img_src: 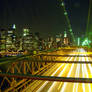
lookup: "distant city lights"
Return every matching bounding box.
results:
[12,24,16,29]
[82,38,91,46]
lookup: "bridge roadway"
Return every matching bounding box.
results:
[0,48,92,92]
[22,48,92,92]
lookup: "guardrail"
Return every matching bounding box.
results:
[0,49,92,91]
[0,73,92,83]
[0,54,92,66]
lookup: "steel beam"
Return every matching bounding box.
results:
[0,73,92,83]
[33,60,92,64]
[37,54,92,57]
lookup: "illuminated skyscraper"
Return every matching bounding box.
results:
[6,28,16,51]
[22,28,34,51]
[63,31,69,45]
[0,29,6,52]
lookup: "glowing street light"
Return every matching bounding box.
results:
[12,24,16,29]
[64,12,67,15]
[61,2,64,6]
[69,29,72,32]
[82,38,89,46]
[64,31,67,37]
[78,37,80,46]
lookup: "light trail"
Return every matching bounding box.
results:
[60,49,82,92]
[72,65,78,92]
[76,64,80,92]
[86,57,92,73]
[48,57,73,92]
[37,57,70,92]
[84,63,91,92]
[37,48,91,92]
[60,63,75,92]
[81,49,91,92]
[81,49,86,92]
[82,64,86,92]
[75,58,80,92]
[73,57,80,92]
[85,55,91,92]
[48,64,69,92]
[60,57,76,92]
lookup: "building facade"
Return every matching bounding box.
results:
[0,29,6,52]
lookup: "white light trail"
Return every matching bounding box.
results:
[76,64,80,92]
[73,57,80,92]
[37,57,70,92]
[47,57,74,92]
[82,65,86,92]
[86,57,92,73]
[84,63,91,92]
[60,64,75,92]
[48,64,69,92]
[48,63,71,91]
[85,56,92,92]
[73,64,78,92]
[60,56,77,92]
[75,57,80,92]
[82,57,85,92]
[80,49,91,92]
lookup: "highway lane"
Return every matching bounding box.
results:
[60,49,92,92]
[23,48,92,92]
[23,54,75,92]
[36,57,77,92]
[22,54,72,91]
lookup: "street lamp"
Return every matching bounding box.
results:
[64,12,67,15]
[61,2,64,6]
[69,29,72,32]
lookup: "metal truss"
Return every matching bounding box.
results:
[0,53,92,91]
[0,54,54,92]
[0,73,92,83]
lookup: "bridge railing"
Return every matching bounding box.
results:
[0,51,60,91]
[0,49,92,91]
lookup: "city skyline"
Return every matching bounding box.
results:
[0,0,89,38]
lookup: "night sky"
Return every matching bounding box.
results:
[0,0,89,38]
[65,0,89,37]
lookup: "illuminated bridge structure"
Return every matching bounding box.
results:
[86,0,92,43]
[0,48,92,92]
